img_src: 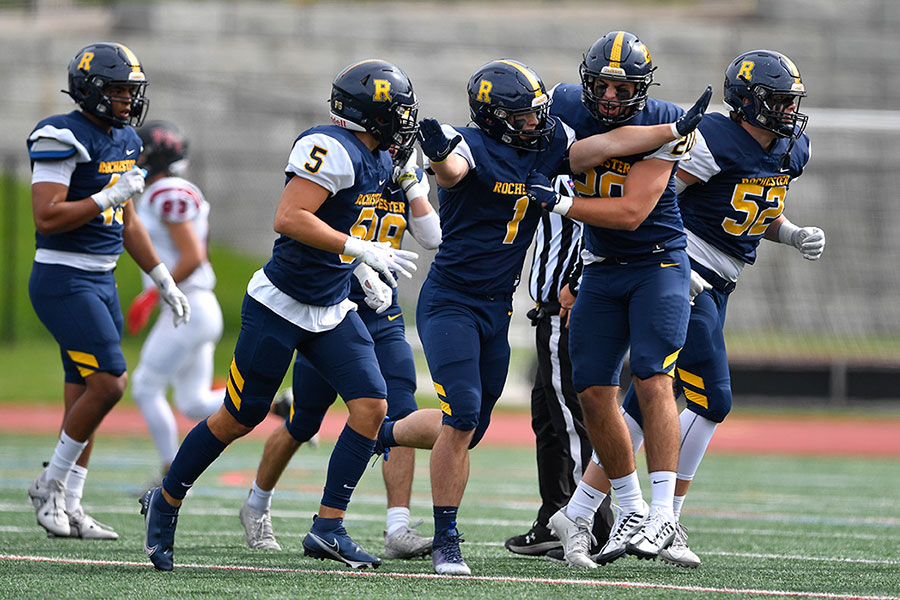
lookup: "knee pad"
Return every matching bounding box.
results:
[285,405,328,443]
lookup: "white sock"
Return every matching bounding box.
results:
[247,479,274,512]
[385,506,411,536]
[46,431,88,484]
[648,470,676,518]
[608,471,643,512]
[566,480,606,524]
[672,494,686,520]
[65,464,87,513]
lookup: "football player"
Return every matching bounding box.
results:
[619,49,824,568]
[127,121,225,477]
[409,58,707,575]
[26,43,190,540]
[526,31,709,567]
[139,59,419,571]
[238,143,442,560]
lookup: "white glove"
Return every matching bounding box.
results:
[395,150,430,201]
[353,263,393,314]
[778,222,826,261]
[342,237,418,288]
[148,263,191,327]
[91,168,146,212]
[689,270,713,305]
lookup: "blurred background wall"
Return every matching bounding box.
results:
[2,0,900,403]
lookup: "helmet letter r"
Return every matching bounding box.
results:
[373,80,392,102]
[78,52,94,71]
[737,60,754,81]
[477,80,492,103]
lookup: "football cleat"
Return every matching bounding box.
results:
[384,520,432,559]
[432,527,471,575]
[62,506,119,540]
[240,495,282,550]
[626,508,677,560]
[28,471,70,537]
[504,520,561,556]
[302,516,381,569]
[545,547,566,563]
[270,388,292,420]
[140,487,179,571]
[548,509,597,569]
[659,522,701,568]
[592,501,648,565]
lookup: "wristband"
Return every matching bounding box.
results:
[777,221,801,246]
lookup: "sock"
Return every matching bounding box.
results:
[566,480,605,524]
[648,470,676,518]
[64,464,87,513]
[247,479,274,513]
[386,506,411,536]
[320,424,375,511]
[378,419,397,448]
[433,505,458,538]
[608,471,643,512]
[46,431,88,483]
[672,494,686,520]
[163,419,227,501]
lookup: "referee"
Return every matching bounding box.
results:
[505,176,612,557]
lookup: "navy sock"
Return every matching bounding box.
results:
[311,516,342,533]
[163,419,227,500]
[378,419,398,448]
[320,424,375,511]
[433,505,459,539]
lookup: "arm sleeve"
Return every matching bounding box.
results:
[408,210,442,250]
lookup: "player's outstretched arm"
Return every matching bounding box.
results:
[569,86,711,174]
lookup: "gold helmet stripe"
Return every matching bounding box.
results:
[497,59,543,98]
[338,59,383,78]
[115,43,142,73]
[776,52,803,84]
[608,31,626,69]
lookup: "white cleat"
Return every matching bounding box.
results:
[240,496,282,550]
[626,508,677,560]
[592,501,648,565]
[384,520,433,559]
[58,506,120,540]
[28,472,70,537]
[659,522,701,568]
[548,508,597,569]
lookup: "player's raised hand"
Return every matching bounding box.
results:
[396,149,431,200]
[126,288,159,335]
[353,263,393,314]
[417,118,461,163]
[525,170,572,216]
[91,167,146,211]
[673,85,712,137]
[343,237,418,288]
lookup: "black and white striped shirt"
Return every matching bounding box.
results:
[528,177,583,304]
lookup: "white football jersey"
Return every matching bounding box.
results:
[137,176,216,292]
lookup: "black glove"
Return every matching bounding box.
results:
[674,85,712,137]
[417,118,462,163]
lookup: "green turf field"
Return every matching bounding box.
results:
[1,433,898,599]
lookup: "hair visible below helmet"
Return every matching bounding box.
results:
[466,59,555,152]
[65,42,148,128]
[330,59,419,151]
[137,121,189,179]
[580,31,656,125]
[724,50,808,139]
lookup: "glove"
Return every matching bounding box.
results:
[793,227,826,260]
[689,270,712,305]
[148,263,191,327]
[672,85,712,137]
[396,150,431,201]
[353,263,393,314]
[91,167,146,212]
[525,171,573,216]
[126,288,159,335]
[417,118,461,163]
[343,237,418,288]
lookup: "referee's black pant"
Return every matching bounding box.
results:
[531,308,613,541]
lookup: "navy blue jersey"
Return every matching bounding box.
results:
[27,110,142,255]
[347,178,411,309]
[429,121,570,296]
[679,113,811,265]
[550,84,688,257]
[263,125,392,306]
